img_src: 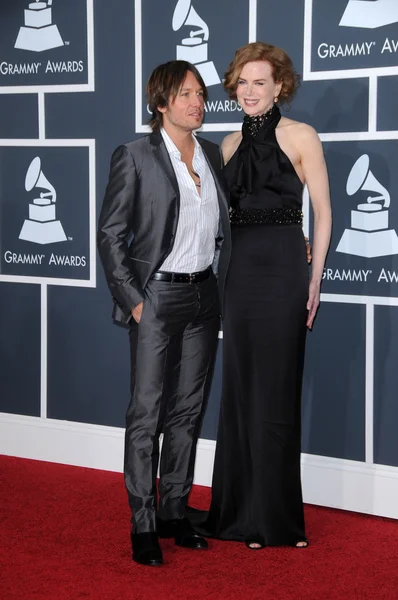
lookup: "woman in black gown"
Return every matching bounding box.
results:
[197,43,331,549]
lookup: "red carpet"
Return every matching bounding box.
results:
[1,456,397,600]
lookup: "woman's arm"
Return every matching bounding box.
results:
[297,125,332,328]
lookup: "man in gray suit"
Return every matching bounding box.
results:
[97,61,230,566]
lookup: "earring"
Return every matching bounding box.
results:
[274,96,279,103]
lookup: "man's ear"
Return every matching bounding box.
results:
[157,104,167,114]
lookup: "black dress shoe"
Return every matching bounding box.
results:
[163,517,208,549]
[131,532,163,566]
[156,517,175,539]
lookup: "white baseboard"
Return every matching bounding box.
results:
[1,413,398,519]
[300,454,398,519]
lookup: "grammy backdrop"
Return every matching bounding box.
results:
[1,0,398,519]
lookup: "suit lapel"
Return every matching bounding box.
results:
[150,131,180,202]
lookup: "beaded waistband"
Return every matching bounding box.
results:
[230,207,303,226]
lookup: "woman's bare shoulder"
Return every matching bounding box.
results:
[222,131,242,149]
[279,117,318,139]
[221,131,242,163]
[278,118,321,153]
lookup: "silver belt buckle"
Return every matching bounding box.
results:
[189,273,194,283]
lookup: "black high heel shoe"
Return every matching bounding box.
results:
[245,539,266,550]
[244,538,309,549]
[293,539,309,548]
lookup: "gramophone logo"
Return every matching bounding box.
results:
[336,154,398,258]
[14,0,64,53]
[19,157,67,245]
[339,0,398,29]
[172,0,221,87]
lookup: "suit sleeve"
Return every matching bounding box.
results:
[97,145,145,316]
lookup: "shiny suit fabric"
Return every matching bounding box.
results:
[97,133,230,326]
[97,132,230,533]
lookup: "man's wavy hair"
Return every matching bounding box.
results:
[146,60,208,131]
[224,42,300,105]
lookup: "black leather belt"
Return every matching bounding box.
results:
[151,267,211,284]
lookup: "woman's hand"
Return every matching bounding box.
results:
[306,280,320,330]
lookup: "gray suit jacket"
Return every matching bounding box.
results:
[97,131,231,325]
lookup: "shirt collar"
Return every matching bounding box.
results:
[160,128,201,160]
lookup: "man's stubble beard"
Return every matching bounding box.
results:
[165,113,203,133]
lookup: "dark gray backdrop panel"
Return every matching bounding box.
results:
[302,303,366,461]
[321,140,398,299]
[0,282,41,415]
[257,0,369,132]
[0,95,38,138]
[44,0,224,437]
[378,77,398,131]
[0,0,90,88]
[45,0,135,426]
[309,0,398,73]
[0,0,395,467]
[141,0,249,127]
[0,14,42,417]
[374,306,398,468]
[47,284,130,426]
[0,146,91,281]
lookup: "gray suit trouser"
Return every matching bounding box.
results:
[124,273,220,533]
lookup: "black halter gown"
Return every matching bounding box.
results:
[200,106,309,546]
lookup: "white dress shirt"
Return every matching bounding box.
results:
[159,128,219,273]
